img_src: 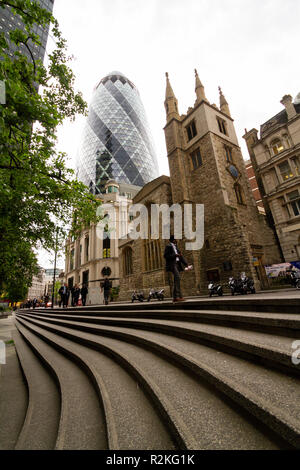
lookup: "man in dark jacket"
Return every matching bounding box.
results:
[101,277,111,305]
[81,284,88,306]
[59,283,69,308]
[164,235,188,302]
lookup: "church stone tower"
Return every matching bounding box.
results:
[164,71,281,292]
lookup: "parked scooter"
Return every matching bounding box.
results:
[148,288,165,301]
[131,290,145,302]
[208,282,223,297]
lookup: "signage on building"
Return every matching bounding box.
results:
[265,261,300,278]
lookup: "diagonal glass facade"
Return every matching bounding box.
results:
[77,71,159,193]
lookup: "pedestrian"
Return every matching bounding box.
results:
[33,298,37,309]
[101,277,111,305]
[70,285,75,306]
[81,284,88,306]
[59,283,69,308]
[74,284,80,306]
[44,295,49,308]
[164,235,191,303]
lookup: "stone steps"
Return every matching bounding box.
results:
[36,295,300,313]
[0,343,28,450]
[27,308,300,338]
[20,312,300,375]
[13,309,300,448]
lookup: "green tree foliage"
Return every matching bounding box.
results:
[0,0,101,298]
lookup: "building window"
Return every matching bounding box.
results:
[287,190,300,217]
[85,236,89,262]
[144,239,163,272]
[101,267,111,277]
[123,247,133,275]
[107,185,118,193]
[234,183,244,205]
[224,145,233,162]
[103,231,111,258]
[206,269,220,282]
[190,148,202,170]
[82,270,89,286]
[79,244,82,267]
[278,161,294,181]
[186,120,197,141]
[271,138,284,155]
[283,134,290,149]
[70,249,74,271]
[291,156,300,176]
[217,117,227,135]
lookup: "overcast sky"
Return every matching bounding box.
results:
[39,0,300,268]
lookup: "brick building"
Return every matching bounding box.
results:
[118,71,281,299]
[244,159,264,212]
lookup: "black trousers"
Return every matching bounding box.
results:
[171,264,182,299]
[81,295,87,306]
[104,290,110,304]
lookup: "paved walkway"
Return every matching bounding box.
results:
[0,315,16,343]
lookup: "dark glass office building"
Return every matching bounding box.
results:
[77,71,159,193]
[1,0,54,63]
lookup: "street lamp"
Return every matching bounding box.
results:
[51,228,59,308]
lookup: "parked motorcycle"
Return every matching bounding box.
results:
[240,272,256,294]
[290,271,300,289]
[148,288,165,301]
[229,273,255,295]
[131,290,145,302]
[208,282,223,297]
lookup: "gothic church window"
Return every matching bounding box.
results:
[234,183,244,205]
[217,117,227,135]
[123,247,133,275]
[186,120,197,141]
[224,145,233,162]
[190,148,202,170]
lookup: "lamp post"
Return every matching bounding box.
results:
[51,228,59,308]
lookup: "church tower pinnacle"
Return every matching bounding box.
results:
[164,72,179,121]
[195,69,208,103]
[218,86,231,117]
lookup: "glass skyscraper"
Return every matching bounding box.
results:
[77,71,159,193]
[1,0,54,63]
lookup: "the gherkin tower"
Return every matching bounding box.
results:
[77,71,159,193]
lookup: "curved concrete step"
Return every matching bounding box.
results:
[16,317,191,449]
[16,319,176,450]
[12,329,60,450]
[22,309,300,338]
[15,321,107,450]
[18,312,299,375]
[16,314,300,448]
[0,342,28,450]
[32,295,300,313]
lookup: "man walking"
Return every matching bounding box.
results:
[101,277,111,305]
[81,284,88,306]
[164,235,189,302]
[59,283,69,308]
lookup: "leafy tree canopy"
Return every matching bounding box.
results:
[0,0,101,299]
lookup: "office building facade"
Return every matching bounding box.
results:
[1,0,54,63]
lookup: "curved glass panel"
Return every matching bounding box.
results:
[77,71,159,193]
